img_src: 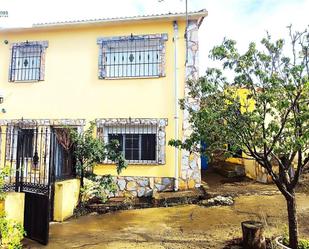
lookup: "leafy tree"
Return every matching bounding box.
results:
[170,26,309,249]
[68,122,127,188]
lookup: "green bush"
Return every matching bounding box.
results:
[282,231,309,249]
[80,175,117,203]
[0,215,25,249]
[0,167,10,201]
[298,239,309,249]
[0,167,25,249]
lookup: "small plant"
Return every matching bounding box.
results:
[0,167,25,249]
[80,175,117,203]
[68,121,127,188]
[298,240,309,249]
[64,121,127,206]
[0,166,10,201]
[122,191,135,206]
[283,237,309,249]
[282,228,309,249]
[0,215,25,249]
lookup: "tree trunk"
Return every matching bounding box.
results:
[241,221,266,249]
[286,192,299,249]
[78,158,84,188]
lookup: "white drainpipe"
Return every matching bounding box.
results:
[173,21,179,191]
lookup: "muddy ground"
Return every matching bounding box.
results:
[24,172,309,249]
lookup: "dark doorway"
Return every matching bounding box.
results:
[53,128,76,180]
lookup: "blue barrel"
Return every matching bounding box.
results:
[201,142,208,170]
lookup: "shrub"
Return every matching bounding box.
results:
[0,215,25,249]
[283,231,309,249]
[0,167,10,201]
[80,175,117,203]
[298,239,309,249]
[0,167,25,249]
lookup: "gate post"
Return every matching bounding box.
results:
[15,129,22,192]
[48,129,56,221]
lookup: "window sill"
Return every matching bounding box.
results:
[99,75,164,80]
[101,161,163,166]
[10,80,41,83]
[55,175,76,182]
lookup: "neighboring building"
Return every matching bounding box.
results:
[0,10,207,200]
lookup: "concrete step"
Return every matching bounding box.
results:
[213,162,245,178]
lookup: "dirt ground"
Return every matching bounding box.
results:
[201,168,279,197]
[24,171,309,249]
[24,194,309,249]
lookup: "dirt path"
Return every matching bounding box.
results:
[24,193,309,249]
[201,168,279,197]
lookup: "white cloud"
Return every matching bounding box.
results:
[0,0,308,74]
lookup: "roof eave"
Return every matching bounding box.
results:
[0,10,208,33]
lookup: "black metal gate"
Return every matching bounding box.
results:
[3,124,55,245]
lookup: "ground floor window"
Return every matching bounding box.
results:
[97,118,167,165]
[5,127,35,161]
[109,133,156,161]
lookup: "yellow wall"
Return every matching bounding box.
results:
[3,192,25,224]
[225,88,256,166]
[53,179,80,222]
[0,20,187,178]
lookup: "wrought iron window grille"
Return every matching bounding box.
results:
[9,41,48,82]
[100,125,158,164]
[97,34,168,79]
[2,122,76,193]
[96,118,168,165]
[3,124,51,193]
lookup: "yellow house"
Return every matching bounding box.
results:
[224,88,274,183]
[0,10,208,231]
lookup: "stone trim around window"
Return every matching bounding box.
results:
[8,41,49,82]
[0,119,85,127]
[97,33,168,79]
[96,118,168,165]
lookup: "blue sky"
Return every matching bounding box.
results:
[0,0,308,73]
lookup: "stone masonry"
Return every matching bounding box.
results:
[110,176,174,198]
[179,20,201,190]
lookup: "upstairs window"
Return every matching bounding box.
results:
[9,41,48,82]
[97,34,168,79]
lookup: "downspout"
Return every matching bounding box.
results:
[173,21,179,191]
